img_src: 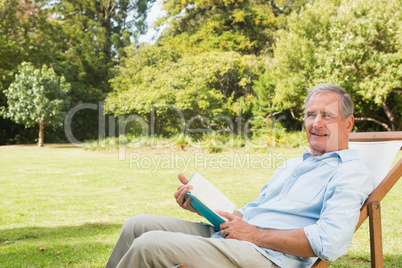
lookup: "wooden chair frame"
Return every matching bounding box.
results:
[312,131,402,268]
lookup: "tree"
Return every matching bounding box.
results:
[155,0,277,55]
[271,0,401,131]
[52,0,155,93]
[106,45,262,135]
[1,62,70,147]
[0,0,68,144]
[250,70,280,129]
[0,0,58,92]
[105,0,313,137]
[43,0,158,142]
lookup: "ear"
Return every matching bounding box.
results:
[345,115,354,134]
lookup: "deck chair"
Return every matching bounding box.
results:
[312,131,402,268]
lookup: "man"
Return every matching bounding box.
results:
[106,84,374,267]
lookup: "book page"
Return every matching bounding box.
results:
[188,173,236,213]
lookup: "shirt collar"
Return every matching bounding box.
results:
[303,149,359,163]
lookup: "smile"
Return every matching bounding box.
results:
[311,132,328,137]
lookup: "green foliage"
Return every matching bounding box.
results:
[252,72,276,117]
[1,62,70,142]
[156,0,277,55]
[250,70,279,129]
[176,135,188,150]
[0,0,57,91]
[53,0,124,93]
[0,0,77,144]
[272,0,402,130]
[107,46,263,136]
[52,0,156,88]
[0,0,23,94]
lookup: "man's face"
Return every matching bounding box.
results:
[305,92,354,156]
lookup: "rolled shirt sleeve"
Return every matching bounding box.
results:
[304,162,374,261]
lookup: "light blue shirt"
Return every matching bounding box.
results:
[212,149,374,267]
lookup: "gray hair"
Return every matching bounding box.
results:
[305,84,354,120]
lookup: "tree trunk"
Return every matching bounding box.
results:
[381,99,397,131]
[38,122,44,147]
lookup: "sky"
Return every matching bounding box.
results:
[137,0,168,44]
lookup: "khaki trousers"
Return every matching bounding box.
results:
[105,214,279,268]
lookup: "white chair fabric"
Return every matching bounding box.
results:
[349,141,402,186]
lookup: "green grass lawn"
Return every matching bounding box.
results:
[0,145,400,267]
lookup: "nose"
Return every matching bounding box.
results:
[312,113,324,128]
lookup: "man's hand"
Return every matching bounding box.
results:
[218,211,316,257]
[173,174,198,213]
[218,211,258,244]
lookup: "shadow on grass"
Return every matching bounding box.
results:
[0,223,122,267]
[0,222,121,243]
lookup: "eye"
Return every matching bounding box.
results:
[306,112,316,118]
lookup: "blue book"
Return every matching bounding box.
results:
[184,173,236,230]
